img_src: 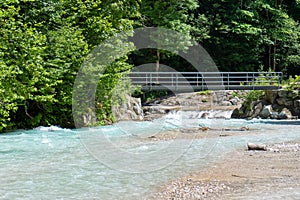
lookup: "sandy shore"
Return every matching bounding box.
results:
[149,139,300,199]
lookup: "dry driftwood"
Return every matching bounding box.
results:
[247,143,267,151]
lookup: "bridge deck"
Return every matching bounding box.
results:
[128,72,282,91]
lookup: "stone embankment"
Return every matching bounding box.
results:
[114,91,248,121]
[232,90,300,119]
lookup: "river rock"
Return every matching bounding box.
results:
[259,105,273,119]
[279,108,293,119]
[220,101,232,106]
[112,95,144,121]
[270,112,279,119]
[250,101,263,118]
[247,143,267,151]
[278,90,288,98]
[231,108,240,118]
[229,97,240,105]
[276,98,285,106]
[294,99,300,108]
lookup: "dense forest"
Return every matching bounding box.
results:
[1,0,300,131]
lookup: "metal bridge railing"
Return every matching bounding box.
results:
[128,72,283,91]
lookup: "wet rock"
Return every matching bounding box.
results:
[279,108,293,119]
[270,112,279,119]
[200,112,210,119]
[259,105,273,119]
[231,108,240,118]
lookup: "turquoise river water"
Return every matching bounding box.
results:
[0,112,300,200]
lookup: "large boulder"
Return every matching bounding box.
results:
[259,105,273,119]
[252,101,263,118]
[112,96,144,121]
[231,108,240,118]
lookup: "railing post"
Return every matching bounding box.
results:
[176,73,178,91]
[201,73,204,90]
[252,73,254,90]
[227,73,229,88]
[278,72,282,87]
[150,73,152,90]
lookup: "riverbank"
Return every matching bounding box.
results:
[150,140,300,199]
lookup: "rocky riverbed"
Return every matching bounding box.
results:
[110,90,300,200]
[149,140,300,200]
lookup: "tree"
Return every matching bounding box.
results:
[0,0,140,131]
[135,0,201,73]
[195,0,300,74]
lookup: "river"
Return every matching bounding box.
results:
[0,111,300,199]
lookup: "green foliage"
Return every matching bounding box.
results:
[252,66,280,86]
[231,91,244,99]
[282,75,300,91]
[195,0,300,73]
[136,91,172,103]
[0,0,139,131]
[201,98,208,103]
[1,0,300,131]
[197,90,211,95]
[244,90,265,110]
[133,0,203,72]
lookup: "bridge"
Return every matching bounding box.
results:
[128,72,283,91]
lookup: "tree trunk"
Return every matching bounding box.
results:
[156,49,160,73]
[155,49,160,83]
[273,39,276,71]
[268,45,271,69]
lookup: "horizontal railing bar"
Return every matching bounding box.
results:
[129,71,282,74]
[128,71,282,91]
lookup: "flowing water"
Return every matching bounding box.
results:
[1,111,300,199]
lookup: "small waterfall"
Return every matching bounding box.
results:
[162,110,234,120]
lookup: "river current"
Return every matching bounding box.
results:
[0,111,300,199]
